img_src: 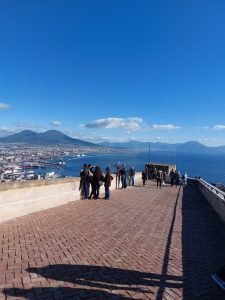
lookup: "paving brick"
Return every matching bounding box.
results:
[0,182,225,299]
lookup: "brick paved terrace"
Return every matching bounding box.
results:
[1,180,225,299]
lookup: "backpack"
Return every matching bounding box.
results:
[130,168,135,176]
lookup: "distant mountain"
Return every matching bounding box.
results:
[0,130,98,147]
[99,140,182,151]
[1,131,225,153]
[215,145,225,153]
[99,140,225,153]
[175,141,209,153]
[100,140,181,151]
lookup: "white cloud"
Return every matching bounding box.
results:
[151,124,181,130]
[84,118,182,133]
[51,120,62,127]
[213,124,225,130]
[85,117,144,131]
[0,102,10,109]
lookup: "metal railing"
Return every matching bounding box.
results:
[197,178,225,201]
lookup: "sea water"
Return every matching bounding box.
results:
[53,151,225,185]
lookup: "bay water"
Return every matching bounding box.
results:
[52,151,225,185]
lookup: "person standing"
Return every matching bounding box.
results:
[142,169,147,186]
[156,169,163,189]
[115,166,120,189]
[129,166,135,186]
[152,166,157,180]
[175,171,181,187]
[120,165,127,189]
[80,163,89,199]
[170,169,175,187]
[162,171,166,186]
[96,166,104,199]
[88,165,95,199]
[91,165,104,199]
[104,167,113,200]
[183,171,188,186]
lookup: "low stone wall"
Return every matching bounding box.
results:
[0,178,80,223]
[0,173,142,223]
[192,178,225,223]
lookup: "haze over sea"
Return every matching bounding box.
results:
[56,151,225,185]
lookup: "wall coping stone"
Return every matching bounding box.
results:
[0,177,79,191]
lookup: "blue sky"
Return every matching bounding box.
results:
[1,0,225,146]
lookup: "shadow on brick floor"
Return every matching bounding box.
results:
[182,186,225,300]
[4,264,183,299]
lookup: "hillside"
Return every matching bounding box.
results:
[99,140,225,153]
[0,130,97,147]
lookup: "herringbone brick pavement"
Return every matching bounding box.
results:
[1,180,225,299]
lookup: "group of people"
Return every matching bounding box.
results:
[169,169,188,187]
[80,163,188,200]
[115,165,136,189]
[79,164,137,200]
[141,167,188,188]
[141,167,166,187]
[79,164,113,200]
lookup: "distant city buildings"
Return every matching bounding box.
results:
[0,143,128,182]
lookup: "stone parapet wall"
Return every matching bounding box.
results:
[0,178,80,223]
[193,178,225,223]
[0,173,142,223]
[0,177,76,191]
